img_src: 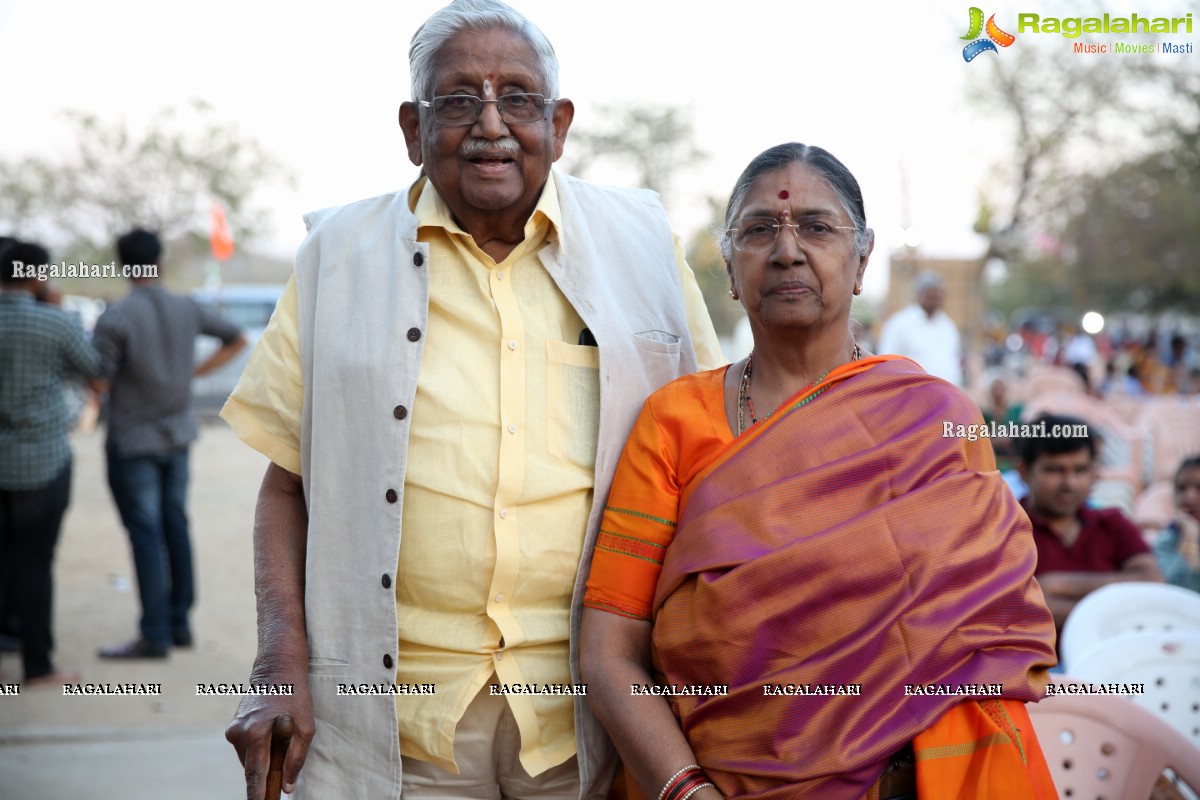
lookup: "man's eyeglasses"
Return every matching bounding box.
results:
[726,216,855,253]
[419,93,554,126]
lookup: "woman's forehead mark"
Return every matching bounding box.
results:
[778,190,789,200]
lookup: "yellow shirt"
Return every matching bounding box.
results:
[224,175,722,776]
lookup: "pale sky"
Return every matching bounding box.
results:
[1,0,1194,298]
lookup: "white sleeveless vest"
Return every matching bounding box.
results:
[290,172,702,799]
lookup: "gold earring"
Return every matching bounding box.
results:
[730,289,739,300]
[853,284,862,296]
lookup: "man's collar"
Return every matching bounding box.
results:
[410,172,563,246]
[1021,496,1094,528]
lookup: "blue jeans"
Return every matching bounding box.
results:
[106,447,193,648]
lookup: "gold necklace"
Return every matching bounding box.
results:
[737,343,861,435]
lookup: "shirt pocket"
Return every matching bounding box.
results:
[632,331,686,392]
[546,339,601,470]
[307,656,349,677]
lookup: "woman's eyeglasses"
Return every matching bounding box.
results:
[726,216,855,252]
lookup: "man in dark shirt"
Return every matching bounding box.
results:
[1018,412,1162,629]
[0,240,101,685]
[91,229,246,658]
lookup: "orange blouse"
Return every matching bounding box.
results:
[583,367,732,620]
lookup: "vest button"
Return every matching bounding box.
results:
[385,489,398,503]
[383,654,394,669]
[413,252,424,267]
[393,405,408,420]
[382,574,392,589]
[407,327,421,342]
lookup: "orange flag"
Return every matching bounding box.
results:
[210,202,235,261]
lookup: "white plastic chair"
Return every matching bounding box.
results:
[1022,392,1147,492]
[1030,679,1200,800]
[1060,582,1200,669]
[1065,629,1200,748]
[1133,481,1178,536]
[1136,397,1200,484]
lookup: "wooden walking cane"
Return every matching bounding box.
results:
[265,714,296,800]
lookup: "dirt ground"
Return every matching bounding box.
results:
[0,420,268,798]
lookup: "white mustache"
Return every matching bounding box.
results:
[461,137,520,157]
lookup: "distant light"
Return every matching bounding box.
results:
[902,226,923,248]
[1081,311,1104,335]
[1006,333,1023,352]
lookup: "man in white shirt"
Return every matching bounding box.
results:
[878,271,963,386]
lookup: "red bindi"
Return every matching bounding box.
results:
[778,190,789,199]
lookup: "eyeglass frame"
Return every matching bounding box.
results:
[417,93,557,127]
[724,215,857,252]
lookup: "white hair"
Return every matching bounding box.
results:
[409,0,560,103]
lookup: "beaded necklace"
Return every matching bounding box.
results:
[737,343,861,436]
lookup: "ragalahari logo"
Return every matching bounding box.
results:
[961,7,1016,61]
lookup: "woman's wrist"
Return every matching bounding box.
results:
[659,765,706,800]
[679,782,717,800]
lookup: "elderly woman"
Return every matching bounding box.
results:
[579,144,1058,800]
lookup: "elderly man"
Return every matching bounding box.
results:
[878,271,963,386]
[221,1,721,798]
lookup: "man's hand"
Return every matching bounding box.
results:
[1038,553,1163,627]
[226,677,314,799]
[229,462,311,798]
[195,333,248,377]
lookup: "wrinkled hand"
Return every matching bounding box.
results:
[226,674,314,800]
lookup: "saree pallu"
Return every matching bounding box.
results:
[649,358,1058,800]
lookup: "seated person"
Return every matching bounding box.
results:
[1153,455,1200,592]
[1017,412,1163,628]
[981,375,1023,473]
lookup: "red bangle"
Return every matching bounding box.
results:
[659,766,704,800]
[666,772,710,800]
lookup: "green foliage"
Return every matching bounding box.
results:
[0,99,292,258]
[970,5,1200,316]
[563,103,706,212]
[1065,146,1200,312]
[685,198,744,339]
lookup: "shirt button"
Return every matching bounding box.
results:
[413,252,424,267]
[407,327,421,342]
[381,574,392,589]
[508,340,518,350]
[495,652,504,661]
[499,508,509,519]
[507,424,517,434]
[495,593,504,603]
[393,405,408,420]
[383,654,394,669]
[385,489,398,503]
[496,272,505,281]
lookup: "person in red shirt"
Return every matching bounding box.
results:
[1018,413,1162,628]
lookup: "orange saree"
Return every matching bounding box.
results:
[585,356,1058,800]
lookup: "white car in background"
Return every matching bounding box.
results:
[192,284,284,412]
